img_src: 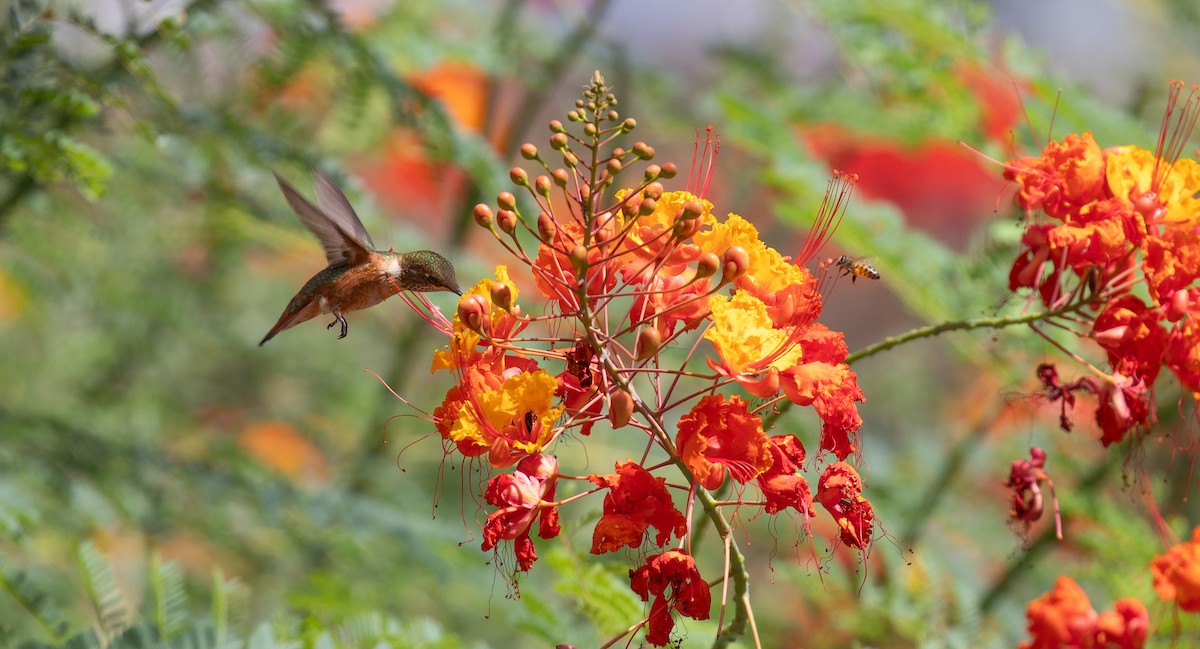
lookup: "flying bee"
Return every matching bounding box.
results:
[834,255,880,283]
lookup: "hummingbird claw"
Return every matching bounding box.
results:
[327,313,349,339]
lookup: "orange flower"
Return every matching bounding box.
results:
[1005,132,1106,218]
[815,462,874,550]
[1151,526,1200,612]
[1020,576,1148,649]
[589,462,687,554]
[675,394,773,490]
[629,272,712,339]
[532,219,619,308]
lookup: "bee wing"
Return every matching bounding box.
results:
[273,170,374,268]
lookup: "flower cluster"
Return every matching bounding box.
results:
[1005,82,1200,446]
[1151,525,1200,612]
[408,72,868,646]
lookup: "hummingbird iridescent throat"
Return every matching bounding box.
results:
[259,168,462,346]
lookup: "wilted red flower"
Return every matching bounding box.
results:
[588,461,687,554]
[1020,576,1148,649]
[676,394,774,490]
[815,461,874,550]
[481,455,561,571]
[1005,447,1061,539]
[628,550,711,646]
[756,435,813,516]
[1151,526,1200,612]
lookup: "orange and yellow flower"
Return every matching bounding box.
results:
[1020,576,1147,649]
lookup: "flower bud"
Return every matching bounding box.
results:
[635,327,662,361]
[722,246,749,283]
[549,119,565,133]
[611,147,626,159]
[643,182,663,200]
[605,109,619,122]
[673,216,700,239]
[496,209,518,235]
[632,141,653,159]
[490,282,513,312]
[659,162,677,179]
[457,294,490,334]
[621,117,636,132]
[520,143,538,159]
[564,152,579,167]
[552,168,569,187]
[550,133,569,150]
[680,201,704,221]
[606,158,622,175]
[643,164,661,181]
[497,191,517,211]
[638,197,657,216]
[594,211,616,243]
[584,122,598,137]
[609,390,633,429]
[473,203,494,228]
[1167,289,1192,322]
[569,245,589,273]
[534,175,552,196]
[509,167,528,186]
[695,252,720,278]
[537,212,557,241]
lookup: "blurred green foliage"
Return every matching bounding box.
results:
[3,0,1200,647]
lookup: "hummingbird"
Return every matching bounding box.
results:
[259,167,462,346]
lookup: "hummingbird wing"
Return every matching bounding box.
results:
[311,167,376,252]
[273,171,374,268]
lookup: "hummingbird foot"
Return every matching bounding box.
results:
[327,313,349,339]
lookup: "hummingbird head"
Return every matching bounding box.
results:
[397,250,463,295]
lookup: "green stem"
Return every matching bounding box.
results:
[845,301,1085,365]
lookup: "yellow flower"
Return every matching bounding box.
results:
[449,369,564,454]
[1107,145,1200,226]
[432,265,520,372]
[694,214,807,295]
[705,291,801,373]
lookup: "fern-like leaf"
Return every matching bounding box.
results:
[75,541,131,641]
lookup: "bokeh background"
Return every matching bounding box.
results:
[3,0,1200,647]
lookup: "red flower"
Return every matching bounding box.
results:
[1151,526,1200,612]
[1005,447,1061,539]
[588,461,687,553]
[628,550,711,646]
[481,455,561,571]
[815,462,874,550]
[675,394,774,490]
[780,324,865,460]
[756,435,813,516]
[1091,295,1168,385]
[1094,599,1149,649]
[1144,227,1200,305]
[1094,372,1152,447]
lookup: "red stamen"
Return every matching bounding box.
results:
[795,170,857,268]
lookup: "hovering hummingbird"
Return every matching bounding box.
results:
[259,168,462,346]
